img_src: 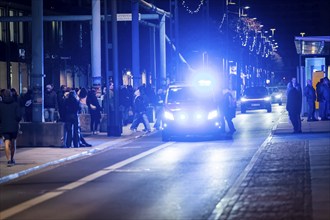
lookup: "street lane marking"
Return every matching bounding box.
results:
[0,142,175,219]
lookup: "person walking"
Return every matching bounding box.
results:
[87,88,102,134]
[63,90,80,148]
[44,84,58,122]
[153,89,165,130]
[130,88,151,133]
[0,89,22,166]
[220,88,236,135]
[304,79,317,121]
[286,78,302,133]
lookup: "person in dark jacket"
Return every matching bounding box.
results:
[19,87,33,122]
[286,82,302,133]
[57,85,67,122]
[130,88,151,132]
[304,79,317,121]
[153,89,165,130]
[220,88,236,135]
[63,90,81,148]
[320,77,330,120]
[87,88,102,134]
[0,89,21,166]
[44,84,58,122]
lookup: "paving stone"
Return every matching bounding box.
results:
[217,141,313,220]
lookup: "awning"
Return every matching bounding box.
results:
[294,36,330,55]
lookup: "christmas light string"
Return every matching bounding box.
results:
[182,0,205,14]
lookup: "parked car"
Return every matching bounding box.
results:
[267,86,283,105]
[162,82,221,141]
[240,86,272,113]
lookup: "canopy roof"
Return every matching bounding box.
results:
[294,36,330,55]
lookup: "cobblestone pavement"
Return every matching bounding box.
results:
[216,140,313,220]
[209,113,330,220]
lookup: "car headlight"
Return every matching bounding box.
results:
[241,97,248,102]
[207,110,218,120]
[164,111,174,120]
[275,94,282,99]
[263,96,271,101]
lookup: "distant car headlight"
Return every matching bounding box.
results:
[207,110,218,120]
[241,97,248,102]
[263,96,271,101]
[275,94,282,99]
[164,111,174,120]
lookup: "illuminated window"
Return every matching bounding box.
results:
[9,10,14,42]
[19,12,23,43]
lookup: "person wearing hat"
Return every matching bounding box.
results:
[44,84,58,122]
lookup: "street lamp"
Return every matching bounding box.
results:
[270,28,276,36]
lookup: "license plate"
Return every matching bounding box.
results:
[251,104,260,107]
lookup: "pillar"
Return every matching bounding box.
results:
[31,0,44,122]
[132,0,140,87]
[159,15,166,84]
[91,0,101,86]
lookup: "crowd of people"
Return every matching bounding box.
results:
[0,83,165,149]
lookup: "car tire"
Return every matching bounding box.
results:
[279,102,282,106]
[267,106,272,112]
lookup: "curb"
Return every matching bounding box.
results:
[0,131,155,185]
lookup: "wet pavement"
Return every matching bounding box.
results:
[1,113,329,220]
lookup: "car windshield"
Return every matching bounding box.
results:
[167,86,215,104]
[244,87,268,96]
[268,87,279,93]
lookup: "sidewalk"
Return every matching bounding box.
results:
[0,123,154,184]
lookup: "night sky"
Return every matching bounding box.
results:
[161,0,330,79]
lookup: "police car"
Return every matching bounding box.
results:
[161,81,222,141]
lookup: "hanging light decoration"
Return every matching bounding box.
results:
[182,0,205,14]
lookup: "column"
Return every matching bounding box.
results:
[31,0,44,122]
[91,0,101,86]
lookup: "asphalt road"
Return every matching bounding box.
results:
[0,105,285,220]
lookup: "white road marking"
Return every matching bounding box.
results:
[0,142,175,219]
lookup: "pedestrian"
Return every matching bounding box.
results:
[87,88,102,134]
[286,78,302,133]
[0,89,22,166]
[63,90,80,148]
[322,77,330,120]
[220,87,236,135]
[304,79,317,121]
[130,88,151,133]
[19,88,33,122]
[119,85,132,126]
[10,88,19,103]
[153,89,165,130]
[56,85,68,122]
[44,84,58,122]
[316,78,325,120]
[78,87,88,114]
